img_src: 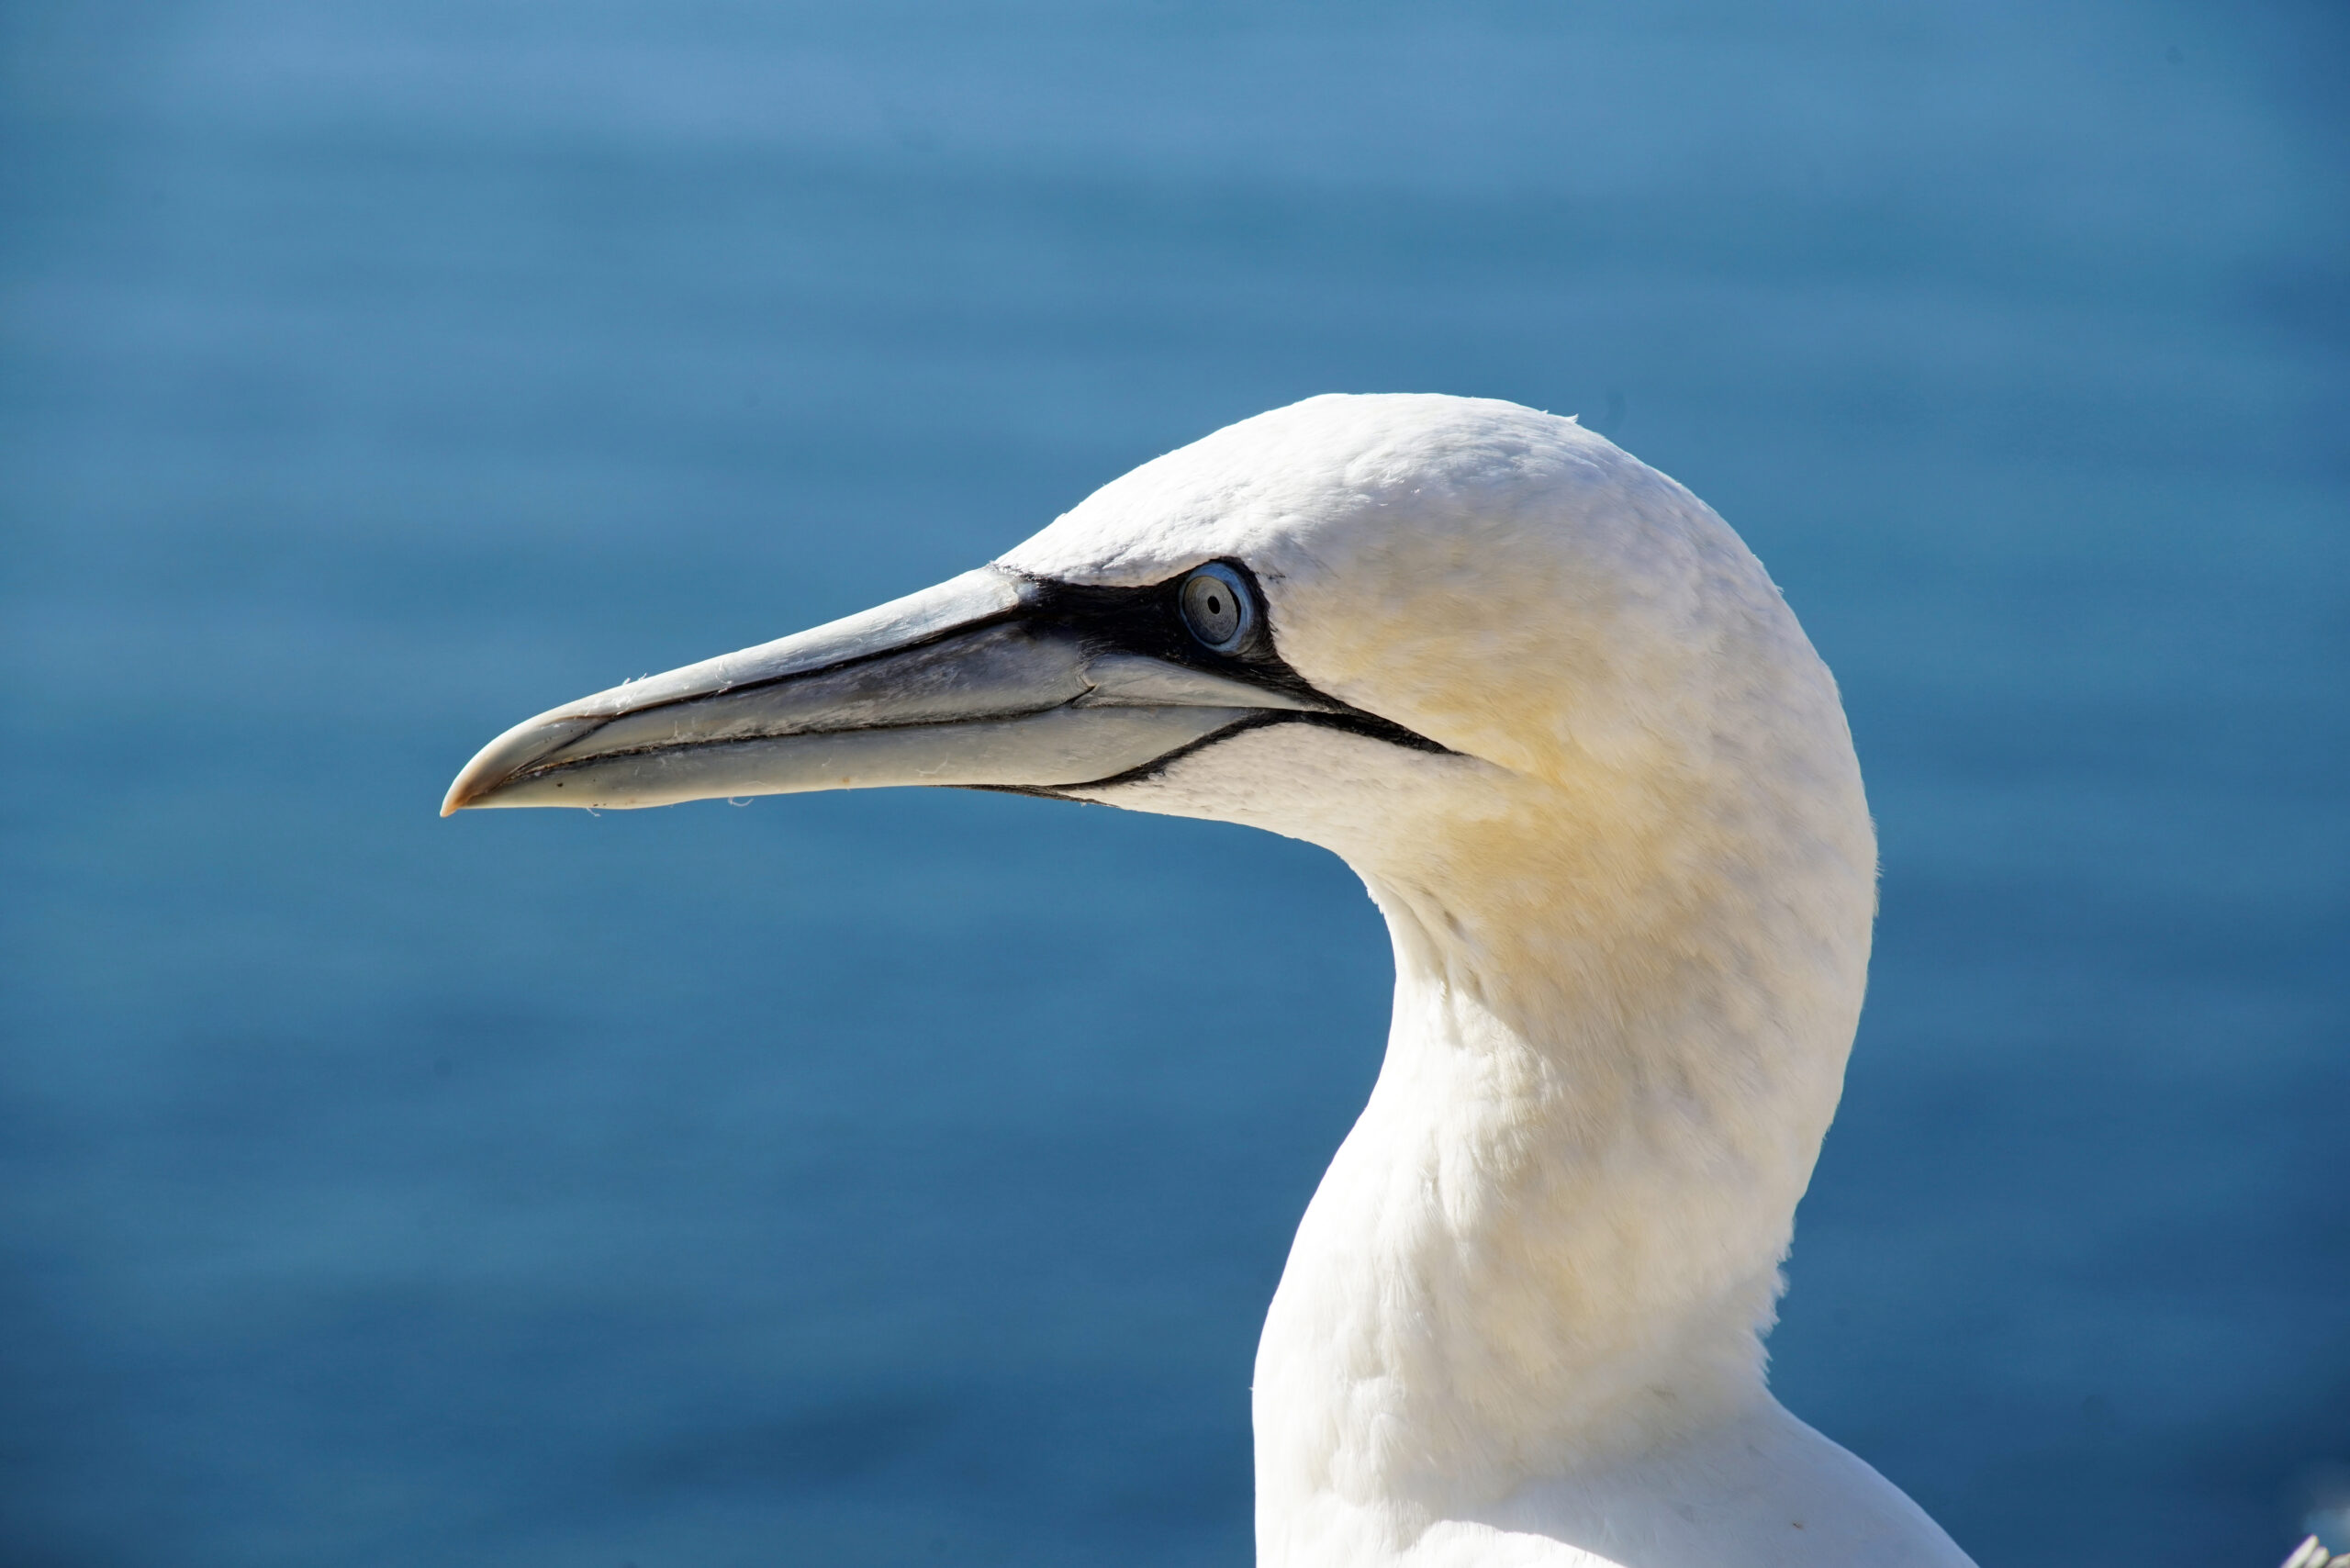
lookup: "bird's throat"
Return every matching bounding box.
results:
[1250,856,1855,1555]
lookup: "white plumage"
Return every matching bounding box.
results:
[449,394,1976,1566]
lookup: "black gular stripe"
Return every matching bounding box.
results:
[996,561,1453,795]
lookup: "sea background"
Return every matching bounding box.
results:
[3,3,2344,1564]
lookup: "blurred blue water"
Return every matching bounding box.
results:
[3,2,2344,1564]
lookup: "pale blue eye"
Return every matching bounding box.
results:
[1179,563,1254,652]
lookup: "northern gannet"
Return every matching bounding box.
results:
[444,394,1975,1567]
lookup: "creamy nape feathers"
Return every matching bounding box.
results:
[444,393,1975,1567]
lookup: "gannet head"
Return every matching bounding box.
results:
[445,392,1885,1519]
[445,395,1866,908]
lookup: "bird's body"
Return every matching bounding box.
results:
[447,394,1975,1566]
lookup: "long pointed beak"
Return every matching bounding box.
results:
[441,565,1336,815]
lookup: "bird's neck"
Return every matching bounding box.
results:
[1251,822,1867,1556]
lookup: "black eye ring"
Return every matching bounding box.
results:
[1177,562,1256,654]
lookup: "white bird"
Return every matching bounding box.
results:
[445,394,1976,1567]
